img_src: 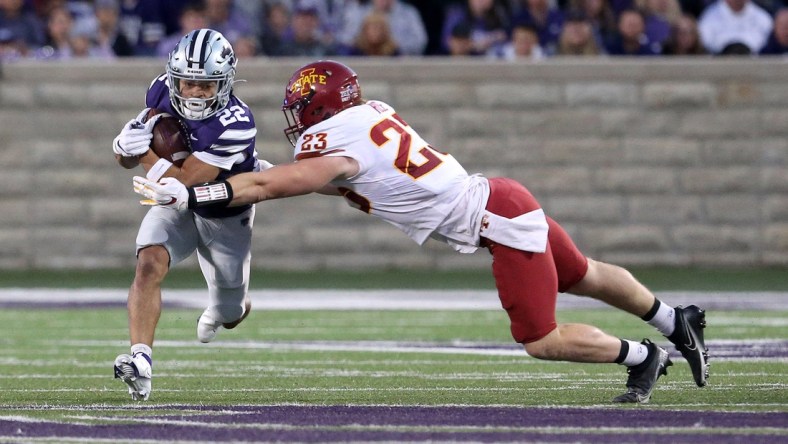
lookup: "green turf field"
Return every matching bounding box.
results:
[0,306,785,412]
[0,269,785,441]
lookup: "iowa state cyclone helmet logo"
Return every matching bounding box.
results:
[290,68,327,97]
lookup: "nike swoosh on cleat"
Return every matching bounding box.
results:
[164,197,178,206]
[682,322,697,351]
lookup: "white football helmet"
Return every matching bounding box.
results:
[166,29,237,120]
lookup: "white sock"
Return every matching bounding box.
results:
[621,340,649,367]
[647,303,676,337]
[131,343,152,358]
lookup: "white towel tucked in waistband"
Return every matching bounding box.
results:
[479,208,549,253]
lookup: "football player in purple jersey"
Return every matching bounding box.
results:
[111,28,269,401]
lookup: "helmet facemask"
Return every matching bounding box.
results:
[283,89,315,147]
[169,76,231,120]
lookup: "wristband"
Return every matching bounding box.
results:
[188,181,234,209]
[146,158,173,182]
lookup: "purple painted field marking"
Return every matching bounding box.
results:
[1,406,785,443]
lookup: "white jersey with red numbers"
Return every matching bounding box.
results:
[292,100,490,252]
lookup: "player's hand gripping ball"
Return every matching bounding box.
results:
[145,108,191,167]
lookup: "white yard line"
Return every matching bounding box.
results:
[2,289,787,310]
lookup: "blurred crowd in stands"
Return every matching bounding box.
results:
[0,0,786,62]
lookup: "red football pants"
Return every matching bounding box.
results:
[481,178,589,344]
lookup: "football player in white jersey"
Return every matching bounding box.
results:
[111,29,267,401]
[135,60,709,403]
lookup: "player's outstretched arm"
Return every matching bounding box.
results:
[228,156,357,205]
[134,156,358,210]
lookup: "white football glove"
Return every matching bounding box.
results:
[112,108,163,157]
[133,176,189,210]
[259,159,275,170]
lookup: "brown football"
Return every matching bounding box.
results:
[145,108,191,167]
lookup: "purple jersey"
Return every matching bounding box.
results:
[145,74,260,218]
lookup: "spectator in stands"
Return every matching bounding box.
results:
[157,2,208,58]
[63,0,99,34]
[291,0,355,48]
[0,27,25,60]
[342,10,400,56]
[568,0,619,48]
[446,20,484,56]
[499,22,546,59]
[68,26,91,57]
[760,7,788,54]
[338,0,427,56]
[511,0,565,55]
[258,1,289,56]
[274,5,334,57]
[30,1,96,33]
[637,0,682,45]
[34,2,107,60]
[557,10,605,55]
[95,0,134,57]
[233,0,265,38]
[117,0,168,56]
[229,34,256,57]
[204,0,255,55]
[0,0,45,56]
[606,8,662,54]
[69,19,115,59]
[698,0,773,54]
[442,0,511,56]
[661,12,706,54]
[36,4,73,59]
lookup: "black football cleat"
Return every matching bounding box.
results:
[613,339,672,404]
[667,305,709,387]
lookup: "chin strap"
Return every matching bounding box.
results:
[188,180,234,209]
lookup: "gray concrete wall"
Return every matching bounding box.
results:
[1,57,786,270]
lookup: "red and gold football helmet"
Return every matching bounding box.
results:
[282,60,362,146]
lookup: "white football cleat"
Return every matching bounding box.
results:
[197,312,223,343]
[114,352,152,401]
[197,299,251,343]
